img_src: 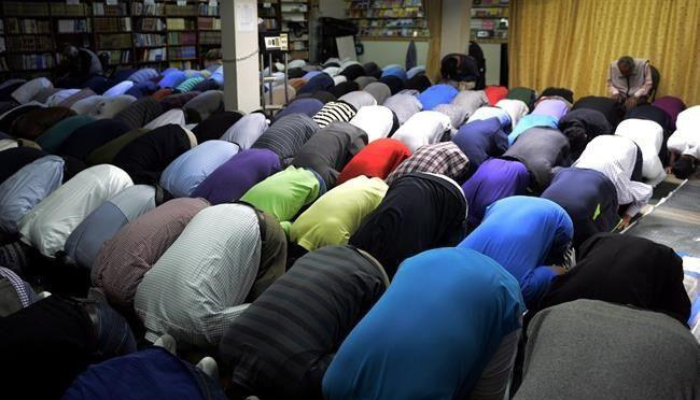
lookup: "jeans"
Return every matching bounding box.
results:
[84,299,137,358]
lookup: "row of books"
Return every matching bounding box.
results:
[103,49,132,65]
[135,18,166,31]
[169,46,196,60]
[166,18,196,31]
[137,47,166,62]
[358,27,429,37]
[57,19,92,34]
[5,36,54,53]
[4,19,52,35]
[198,3,219,16]
[2,2,49,17]
[348,7,424,18]
[198,18,221,30]
[134,33,167,47]
[96,33,132,49]
[93,3,129,17]
[94,17,133,33]
[165,4,198,17]
[168,32,197,46]
[51,3,89,17]
[199,31,222,45]
[6,54,55,70]
[131,2,165,16]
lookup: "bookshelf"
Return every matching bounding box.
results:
[0,0,311,77]
[281,0,310,60]
[344,0,429,39]
[470,0,509,44]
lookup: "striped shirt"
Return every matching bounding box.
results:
[252,114,319,166]
[176,77,205,93]
[219,245,389,399]
[386,142,470,185]
[0,266,30,308]
[92,198,209,311]
[135,203,262,346]
[127,68,159,84]
[290,176,388,251]
[573,135,652,217]
[18,165,133,258]
[312,101,357,129]
[114,97,165,130]
[159,140,239,198]
[143,109,186,130]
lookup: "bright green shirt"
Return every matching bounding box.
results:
[290,176,388,251]
[240,166,321,229]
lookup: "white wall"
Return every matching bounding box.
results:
[481,43,502,86]
[358,40,429,68]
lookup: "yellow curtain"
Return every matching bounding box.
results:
[509,0,700,105]
[423,0,443,81]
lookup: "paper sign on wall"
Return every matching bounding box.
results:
[236,1,257,32]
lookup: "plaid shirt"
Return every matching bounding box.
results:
[386,142,469,185]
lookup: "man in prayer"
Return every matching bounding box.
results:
[607,56,653,110]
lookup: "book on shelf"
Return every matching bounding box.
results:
[131,2,165,16]
[96,33,132,49]
[5,19,52,35]
[138,47,167,62]
[135,18,166,31]
[93,17,132,32]
[2,2,50,17]
[93,2,129,17]
[197,18,221,30]
[198,3,219,16]
[166,18,196,31]
[51,3,88,17]
[169,60,193,70]
[169,46,196,60]
[168,32,197,46]
[134,33,167,47]
[57,19,92,34]
[199,31,222,45]
[6,54,55,70]
[165,4,198,17]
[103,49,131,64]
[5,36,54,53]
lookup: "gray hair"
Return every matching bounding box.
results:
[618,56,634,70]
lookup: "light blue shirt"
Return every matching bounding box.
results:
[160,140,239,198]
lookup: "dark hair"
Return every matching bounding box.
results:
[563,126,588,157]
[671,155,696,179]
[204,48,222,61]
[618,56,634,70]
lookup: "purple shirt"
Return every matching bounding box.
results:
[652,96,686,130]
[531,99,569,121]
[191,149,282,205]
[462,158,530,227]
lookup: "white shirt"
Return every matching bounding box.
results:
[11,77,53,104]
[135,203,261,346]
[391,111,452,153]
[467,106,512,128]
[103,81,135,98]
[18,165,133,257]
[350,105,395,143]
[676,105,700,132]
[46,89,81,107]
[93,95,138,119]
[574,135,652,217]
[496,99,529,130]
[143,109,186,130]
[71,95,103,115]
[615,118,666,186]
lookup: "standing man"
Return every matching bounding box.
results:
[607,56,653,111]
